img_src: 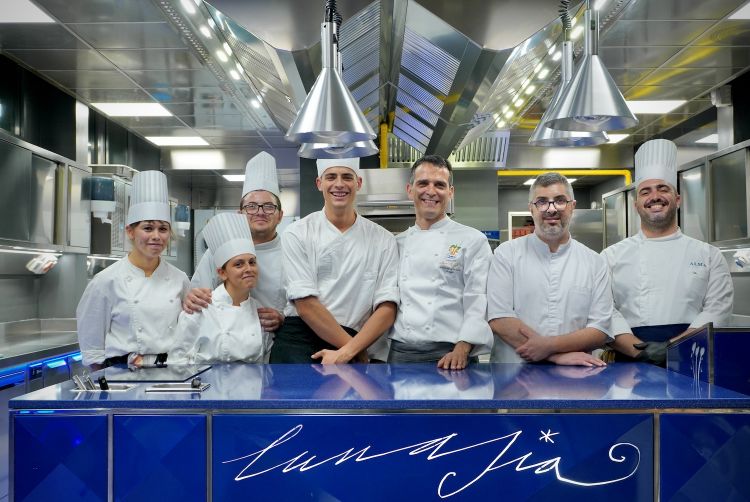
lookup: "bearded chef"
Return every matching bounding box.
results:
[601,139,734,365]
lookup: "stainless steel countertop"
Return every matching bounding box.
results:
[0,331,79,371]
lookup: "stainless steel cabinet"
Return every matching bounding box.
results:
[30,154,57,245]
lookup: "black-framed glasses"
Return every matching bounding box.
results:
[531,197,573,211]
[241,202,278,215]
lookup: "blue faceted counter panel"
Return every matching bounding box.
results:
[13,414,107,502]
[114,415,206,502]
[667,326,750,396]
[212,413,653,501]
[660,414,750,501]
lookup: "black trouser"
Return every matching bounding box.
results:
[269,316,357,363]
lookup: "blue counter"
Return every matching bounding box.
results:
[9,363,750,501]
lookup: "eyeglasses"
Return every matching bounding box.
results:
[241,202,278,215]
[531,197,573,211]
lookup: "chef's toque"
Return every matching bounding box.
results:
[242,151,280,198]
[202,213,256,268]
[316,157,360,177]
[635,139,677,189]
[127,170,171,225]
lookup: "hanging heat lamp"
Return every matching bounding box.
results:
[543,0,637,132]
[285,0,376,145]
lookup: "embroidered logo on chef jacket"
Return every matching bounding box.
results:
[439,244,463,272]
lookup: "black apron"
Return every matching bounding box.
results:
[269,316,357,363]
[388,339,479,364]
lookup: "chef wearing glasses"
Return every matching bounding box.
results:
[487,172,612,366]
[185,152,286,334]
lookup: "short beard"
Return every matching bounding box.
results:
[536,219,568,240]
[638,204,677,232]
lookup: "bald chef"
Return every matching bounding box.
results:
[602,139,734,365]
[388,154,493,370]
[270,157,399,364]
[185,152,285,333]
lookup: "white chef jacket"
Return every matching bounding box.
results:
[487,233,613,363]
[601,229,734,336]
[171,284,268,364]
[390,217,493,356]
[191,233,285,312]
[282,211,399,358]
[76,257,190,366]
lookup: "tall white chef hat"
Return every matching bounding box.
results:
[316,157,360,177]
[202,212,256,269]
[242,151,280,198]
[127,170,171,225]
[634,139,677,189]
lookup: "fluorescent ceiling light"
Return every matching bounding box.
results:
[146,136,209,146]
[683,172,702,180]
[523,178,578,186]
[171,150,225,169]
[730,2,750,19]
[180,0,196,15]
[626,100,686,114]
[222,175,245,182]
[0,0,55,23]
[695,133,718,144]
[91,103,172,117]
[607,134,629,144]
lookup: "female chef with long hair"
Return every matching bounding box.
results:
[171,212,269,364]
[76,170,190,369]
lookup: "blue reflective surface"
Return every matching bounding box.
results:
[9,363,750,411]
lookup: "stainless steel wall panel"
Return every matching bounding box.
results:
[639,67,739,87]
[0,278,37,323]
[123,69,218,89]
[624,85,713,101]
[0,141,31,242]
[694,21,750,46]
[29,156,57,246]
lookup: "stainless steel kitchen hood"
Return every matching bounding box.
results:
[356,167,453,217]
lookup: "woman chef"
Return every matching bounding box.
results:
[76,170,190,369]
[172,212,269,364]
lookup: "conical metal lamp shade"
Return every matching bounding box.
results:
[298,140,378,159]
[543,9,637,132]
[285,22,375,144]
[529,42,609,146]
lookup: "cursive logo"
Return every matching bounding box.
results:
[223,425,640,498]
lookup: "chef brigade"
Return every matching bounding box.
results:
[487,172,612,367]
[270,157,399,364]
[601,139,734,366]
[388,155,493,370]
[171,212,269,364]
[184,152,286,334]
[76,171,190,369]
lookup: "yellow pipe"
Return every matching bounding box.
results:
[379,122,388,169]
[497,169,632,185]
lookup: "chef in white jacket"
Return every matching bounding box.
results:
[172,213,268,364]
[487,172,611,366]
[602,139,734,365]
[76,171,190,369]
[270,157,399,364]
[388,155,492,370]
[184,152,285,332]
